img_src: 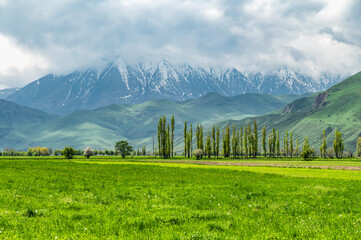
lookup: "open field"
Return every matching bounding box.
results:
[1,157,361,238]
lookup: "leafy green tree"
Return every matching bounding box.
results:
[357,137,361,157]
[205,133,212,158]
[232,124,237,159]
[301,137,314,161]
[142,146,146,156]
[184,121,187,158]
[253,120,258,158]
[295,138,299,157]
[276,130,280,157]
[239,126,243,158]
[171,115,175,158]
[115,140,134,158]
[62,146,76,159]
[333,130,344,159]
[196,123,204,151]
[289,132,293,158]
[212,125,216,158]
[262,126,267,157]
[285,130,289,157]
[216,127,220,158]
[223,126,231,157]
[190,124,193,157]
[321,129,327,158]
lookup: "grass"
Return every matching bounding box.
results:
[1,156,361,238]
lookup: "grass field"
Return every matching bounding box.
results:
[1,156,361,239]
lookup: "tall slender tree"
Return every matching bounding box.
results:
[212,125,216,158]
[184,121,187,158]
[190,124,193,157]
[171,115,175,158]
[253,120,258,158]
[239,126,243,158]
[262,126,267,157]
[205,133,212,158]
[216,127,220,158]
[276,130,280,157]
[322,129,327,158]
[290,132,293,158]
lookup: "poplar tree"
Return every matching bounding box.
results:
[205,134,212,158]
[187,131,191,158]
[158,117,162,157]
[276,130,280,157]
[184,121,187,158]
[322,129,327,158]
[190,124,193,157]
[171,115,175,158]
[262,126,267,157]
[290,132,293,158]
[216,127,220,158]
[295,138,299,157]
[243,126,247,158]
[285,130,289,157]
[253,120,258,158]
[232,124,237,159]
[357,137,361,157]
[223,126,231,157]
[239,126,243,158]
[212,125,216,158]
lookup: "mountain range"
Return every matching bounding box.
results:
[6,59,342,115]
[0,93,305,150]
[227,71,361,152]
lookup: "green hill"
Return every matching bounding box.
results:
[230,72,361,151]
[0,93,305,150]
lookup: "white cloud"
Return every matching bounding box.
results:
[0,0,360,89]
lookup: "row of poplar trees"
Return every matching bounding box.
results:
[157,115,175,158]
[158,116,348,159]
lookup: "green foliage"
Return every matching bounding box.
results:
[115,141,133,158]
[27,147,50,156]
[301,137,315,161]
[205,134,212,158]
[222,126,230,157]
[356,137,361,157]
[62,146,76,159]
[333,130,344,159]
[262,126,267,157]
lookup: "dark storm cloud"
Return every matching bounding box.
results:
[0,0,360,88]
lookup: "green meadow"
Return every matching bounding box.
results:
[1,157,361,239]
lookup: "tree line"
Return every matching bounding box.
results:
[156,115,359,160]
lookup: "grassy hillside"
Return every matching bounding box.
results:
[230,72,361,151]
[0,93,305,150]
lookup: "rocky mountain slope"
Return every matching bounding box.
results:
[6,60,342,114]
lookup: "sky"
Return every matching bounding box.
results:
[0,0,361,89]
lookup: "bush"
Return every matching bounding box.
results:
[83,147,94,158]
[301,147,315,161]
[193,149,203,160]
[62,146,76,159]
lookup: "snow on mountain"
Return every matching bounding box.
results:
[6,60,343,114]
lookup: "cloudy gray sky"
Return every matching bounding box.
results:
[0,0,361,89]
